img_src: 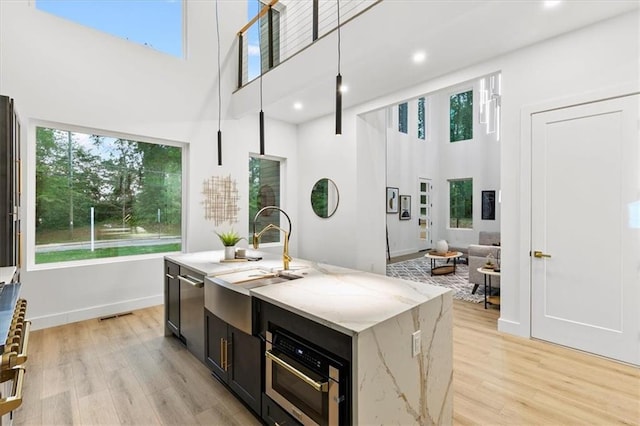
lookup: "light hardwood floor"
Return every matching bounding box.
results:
[13,302,639,425]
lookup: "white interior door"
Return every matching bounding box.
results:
[531,94,639,365]
[418,178,432,250]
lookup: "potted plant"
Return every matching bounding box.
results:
[216,229,245,260]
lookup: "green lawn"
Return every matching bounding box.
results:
[35,243,181,264]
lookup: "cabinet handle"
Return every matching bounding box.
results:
[17,159,22,195]
[15,321,29,365]
[225,339,231,371]
[0,366,25,416]
[265,350,328,392]
[165,273,175,279]
[178,275,204,288]
[220,338,225,370]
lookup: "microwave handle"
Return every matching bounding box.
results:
[265,350,328,393]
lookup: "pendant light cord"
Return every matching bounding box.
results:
[215,0,222,131]
[259,19,264,111]
[337,0,341,74]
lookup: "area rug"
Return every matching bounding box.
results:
[386,257,485,303]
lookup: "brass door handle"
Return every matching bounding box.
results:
[533,250,551,258]
[220,338,225,370]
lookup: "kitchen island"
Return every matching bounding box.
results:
[165,251,452,425]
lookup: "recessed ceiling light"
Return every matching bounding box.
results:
[293,102,303,110]
[412,51,427,63]
[543,0,562,9]
[340,84,349,93]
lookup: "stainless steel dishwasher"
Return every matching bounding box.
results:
[178,266,205,363]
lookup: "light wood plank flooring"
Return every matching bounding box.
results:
[14,302,639,425]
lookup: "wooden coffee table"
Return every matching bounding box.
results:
[425,251,463,276]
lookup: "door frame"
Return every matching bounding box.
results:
[417,177,432,250]
[512,83,639,338]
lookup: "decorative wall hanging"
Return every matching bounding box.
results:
[202,175,240,225]
[386,187,399,214]
[481,190,496,220]
[399,195,411,220]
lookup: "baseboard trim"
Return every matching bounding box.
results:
[497,317,527,337]
[28,295,163,330]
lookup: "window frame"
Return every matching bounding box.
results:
[448,178,473,230]
[27,120,188,271]
[417,97,426,140]
[398,102,408,134]
[33,0,187,59]
[449,88,474,143]
[248,153,286,246]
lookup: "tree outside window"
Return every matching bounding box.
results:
[450,90,473,142]
[418,97,426,140]
[249,156,281,243]
[398,102,408,134]
[449,179,472,228]
[35,127,182,264]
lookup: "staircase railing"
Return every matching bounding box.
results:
[237,0,381,88]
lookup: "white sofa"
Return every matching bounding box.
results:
[468,231,501,294]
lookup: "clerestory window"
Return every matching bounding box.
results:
[35,0,184,58]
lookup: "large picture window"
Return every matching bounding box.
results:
[450,90,473,142]
[449,179,473,229]
[35,126,182,264]
[249,156,281,244]
[35,0,184,57]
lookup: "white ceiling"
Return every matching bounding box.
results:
[230,0,639,125]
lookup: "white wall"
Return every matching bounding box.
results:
[296,11,639,337]
[297,111,357,267]
[0,0,299,329]
[384,87,501,258]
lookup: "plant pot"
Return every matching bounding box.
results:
[224,246,236,260]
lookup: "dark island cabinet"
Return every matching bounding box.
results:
[262,394,302,426]
[164,261,180,337]
[205,308,262,414]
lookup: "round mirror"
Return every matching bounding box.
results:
[310,178,339,218]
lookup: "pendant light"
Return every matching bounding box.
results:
[335,0,342,135]
[259,11,266,156]
[215,0,223,165]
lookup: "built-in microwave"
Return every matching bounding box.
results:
[265,328,348,426]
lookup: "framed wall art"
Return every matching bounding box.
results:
[399,195,411,220]
[481,190,496,220]
[386,187,399,214]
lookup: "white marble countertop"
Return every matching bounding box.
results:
[250,263,450,336]
[0,266,16,285]
[165,250,293,276]
[167,251,450,336]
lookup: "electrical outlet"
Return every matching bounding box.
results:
[412,330,421,357]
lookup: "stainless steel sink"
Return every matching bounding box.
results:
[204,269,301,334]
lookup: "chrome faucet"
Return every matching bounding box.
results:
[252,206,292,271]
